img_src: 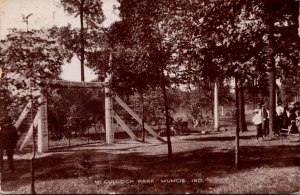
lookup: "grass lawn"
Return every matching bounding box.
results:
[1,126,300,194]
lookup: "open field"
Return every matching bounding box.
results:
[1,126,300,194]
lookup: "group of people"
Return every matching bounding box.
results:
[252,100,300,141]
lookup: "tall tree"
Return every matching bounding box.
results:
[105,0,193,160]
[162,0,261,132]
[154,0,282,166]
[263,0,300,136]
[59,0,105,81]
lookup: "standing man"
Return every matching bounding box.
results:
[0,116,18,173]
[258,101,269,138]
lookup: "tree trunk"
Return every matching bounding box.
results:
[239,86,247,132]
[235,77,240,169]
[68,130,71,147]
[162,84,173,161]
[269,68,276,136]
[276,83,282,104]
[253,78,257,109]
[268,3,276,137]
[87,126,90,144]
[0,78,7,179]
[80,0,85,81]
[281,80,288,105]
[31,106,36,194]
[140,93,145,142]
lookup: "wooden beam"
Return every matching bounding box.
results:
[115,95,165,142]
[14,101,31,129]
[47,80,103,88]
[19,111,40,151]
[113,112,138,140]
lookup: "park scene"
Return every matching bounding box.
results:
[0,0,300,194]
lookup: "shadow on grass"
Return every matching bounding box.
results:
[182,134,256,142]
[239,145,300,168]
[2,139,300,193]
[47,137,161,152]
[48,140,106,151]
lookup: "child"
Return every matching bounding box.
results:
[252,109,263,141]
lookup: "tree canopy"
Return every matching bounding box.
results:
[0,29,66,118]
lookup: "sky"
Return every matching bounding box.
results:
[0,0,120,81]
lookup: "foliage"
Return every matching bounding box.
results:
[161,0,299,135]
[47,88,105,139]
[158,0,299,90]
[60,0,105,29]
[107,0,186,97]
[49,25,107,75]
[114,86,182,131]
[184,78,234,120]
[0,29,66,119]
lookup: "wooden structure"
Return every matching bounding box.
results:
[17,80,164,153]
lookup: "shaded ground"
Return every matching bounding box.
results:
[1,128,300,194]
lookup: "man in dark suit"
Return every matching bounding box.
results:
[0,116,18,173]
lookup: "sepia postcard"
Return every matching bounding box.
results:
[0,0,300,194]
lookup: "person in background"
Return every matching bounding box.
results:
[0,116,18,173]
[252,109,263,141]
[276,100,285,135]
[281,104,290,131]
[258,101,269,137]
[294,110,300,141]
[288,101,300,134]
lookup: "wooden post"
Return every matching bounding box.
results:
[37,94,48,153]
[105,53,114,144]
[214,78,219,131]
[235,77,240,169]
[30,93,36,195]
